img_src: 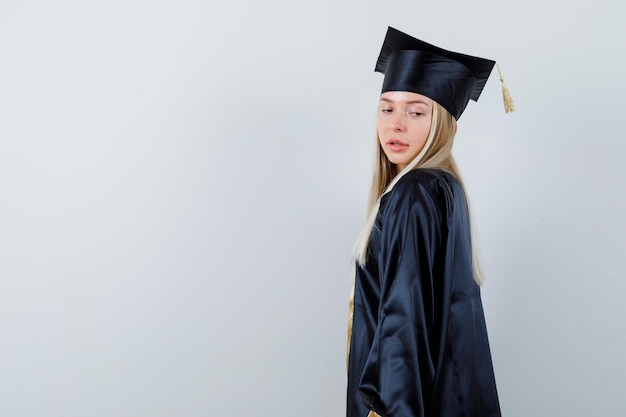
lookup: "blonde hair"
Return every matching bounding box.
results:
[352,102,484,285]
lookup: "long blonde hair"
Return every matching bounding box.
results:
[352,102,484,284]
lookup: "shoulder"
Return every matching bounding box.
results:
[378,169,457,239]
[388,168,460,205]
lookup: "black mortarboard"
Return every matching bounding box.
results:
[375,27,505,119]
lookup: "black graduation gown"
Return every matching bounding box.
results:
[347,169,501,417]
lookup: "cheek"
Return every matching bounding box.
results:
[422,121,433,138]
[378,134,386,151]
[410,123,431,144]
[376,120,385,142]
[376,117,384,134]
[421,125,432,142]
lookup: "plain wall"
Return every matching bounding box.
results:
[1,0,624,416]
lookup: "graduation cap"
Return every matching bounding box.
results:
[375,27,514,119]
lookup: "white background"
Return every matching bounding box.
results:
[1,0,624,416]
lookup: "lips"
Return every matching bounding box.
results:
[386,138,408,152]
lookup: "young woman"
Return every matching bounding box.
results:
[346,27,509,417]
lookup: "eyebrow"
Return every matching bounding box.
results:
[379,97,431,106]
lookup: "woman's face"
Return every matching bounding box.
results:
[377,91,433,173]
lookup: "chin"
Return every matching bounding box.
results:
[387,156,409,167]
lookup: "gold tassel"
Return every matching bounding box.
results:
[496,63,515,113]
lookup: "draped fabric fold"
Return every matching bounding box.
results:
[346,169,501,417]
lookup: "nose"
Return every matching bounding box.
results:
[389,112,406,131]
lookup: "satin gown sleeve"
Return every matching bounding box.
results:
[359,175,444,417]
[347,169,501,417]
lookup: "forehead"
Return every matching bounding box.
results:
[379,91,433,105]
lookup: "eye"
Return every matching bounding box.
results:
[380,108,393,113]
[408,108,425,116]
